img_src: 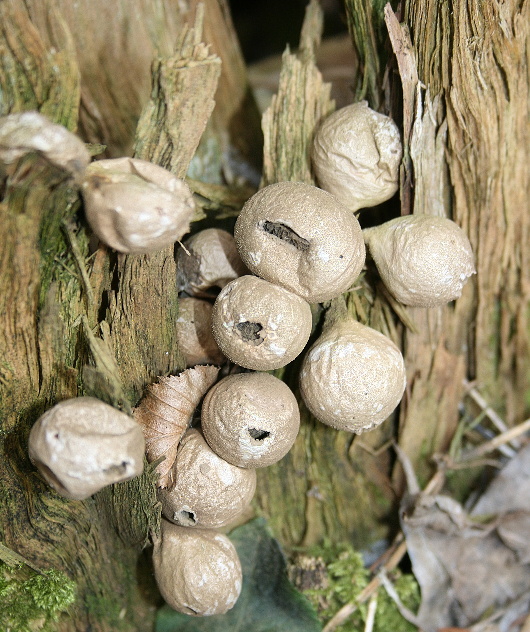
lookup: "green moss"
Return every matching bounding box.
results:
[0,562,76,632]
[297,542,420,632]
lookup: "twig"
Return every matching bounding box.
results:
[364,593,378,632]
[322,539,409,632]
[460,417,530,462]
[378,568,423,628]
[463,380,521,451]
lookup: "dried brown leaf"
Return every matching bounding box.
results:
[134,365,219,487]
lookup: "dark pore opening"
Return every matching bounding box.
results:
[176,509,197,526]
[235,321,264,345]
[260,220,310,251]
[248,428,270,441]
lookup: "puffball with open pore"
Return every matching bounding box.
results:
[312,101,402,211]
[153,520,242,616]
[234,181,365,303]
[211,275,312,371]
[158,429,256,528]
[299,318,406,433]
[201,372,300,468]
[363,215,476,307]
[81,157,195,254]
[28,397,145,500]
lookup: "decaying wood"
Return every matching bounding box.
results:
[261,0,334,187]
[380,0,530,487]
[133,6,221,177]
[0,2,233,629]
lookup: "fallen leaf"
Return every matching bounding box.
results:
[134,366,219,487]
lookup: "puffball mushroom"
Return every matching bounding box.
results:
[153,520,242,616]
[201,372,300,468]
[211,275,312,371]
[312,101,402,211]
[363,215,476,307]
[299,318,406,433]
[0,111,90,176]
[234,181,366,303]
[158,429,256,528]
[175,298,226,367]
[81,157,195,254]
[177,228,248,296]
[28,397,145,500]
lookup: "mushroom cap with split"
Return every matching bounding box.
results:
[234,181,365,303]
[81,157,195,254]
[202,372,300,468]
[158,429,256,528]
[211,275,312,371]
[28,397,145,500]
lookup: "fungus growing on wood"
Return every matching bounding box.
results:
[312,101,402,211]
[363,215,476,307]
[28,397,145,500]
[234,181,365,303]
[201,372,300,468]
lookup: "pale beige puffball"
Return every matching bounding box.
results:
[81,157,195,254]
[363,215,476,307]
[0,111,90,175]
[312,101,402,211]
[299,318,406,433]
[158,429,256,528]
[28,397,145,500]
[153,520,242,616]
[234,181,366,303]
[211,275,312,371]
[177,228,248,295]
[201,372,300,468]
[176,298,225,367]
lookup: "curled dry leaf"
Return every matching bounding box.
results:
[133,365,219,487]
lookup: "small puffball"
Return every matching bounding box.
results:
[0,111,90,176]
[177,228,248,295]
[158,429,256,528]
[234,181,366,303]
[153,520,242,616]
[363,215,476,307]
[211,275,312,371]
[176,298,225,367]
[28,397,145,500]
[202,373,300,468]
[299,319,406,433]
[312,101,402,211]
[81,157,195,254]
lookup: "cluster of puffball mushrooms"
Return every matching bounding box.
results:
[13,101,476,616]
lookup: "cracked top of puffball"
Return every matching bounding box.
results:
[312,101,402,211]
[299,319,406,433]
[177,228,248,295]
[153,520,242,616]
[211,275,312,371]
[81,157,195,254]
[201,372,300,468]
[28,396,145,500]
[363,215,476,307]
[158,429,256,528]
[0,111,90,175]
[234,182,366,303]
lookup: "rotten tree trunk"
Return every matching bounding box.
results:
[0,0,528,629]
